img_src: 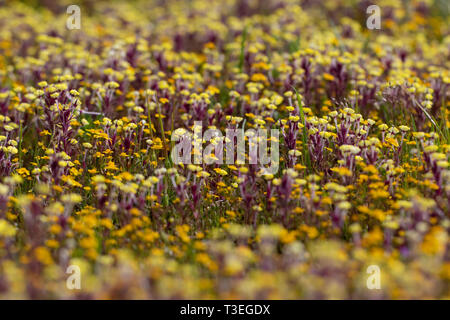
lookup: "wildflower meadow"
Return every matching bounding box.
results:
[0,0,449,299]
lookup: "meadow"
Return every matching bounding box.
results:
[0,0,448,299]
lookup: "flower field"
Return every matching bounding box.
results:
[0,0,449,299]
